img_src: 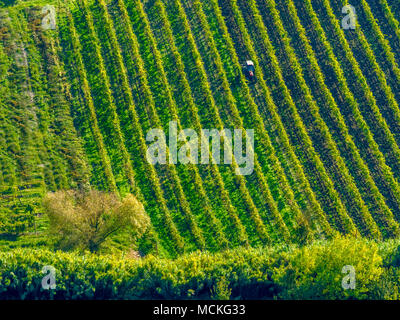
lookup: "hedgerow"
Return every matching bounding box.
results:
[0,237,391,300]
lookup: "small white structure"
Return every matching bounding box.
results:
[245,60,254,67]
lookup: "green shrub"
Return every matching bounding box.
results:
[0,237,397,300]
[210,275,231,300]
[0,204,35,237]
[272,237,383,299]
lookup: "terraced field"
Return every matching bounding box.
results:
[1,0,400,257]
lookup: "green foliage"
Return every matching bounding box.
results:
[210,275,232,300]
[0,1,17,8]
[0,237,397,300]
[2,0,400,261]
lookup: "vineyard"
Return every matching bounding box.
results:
[1,0,400,258]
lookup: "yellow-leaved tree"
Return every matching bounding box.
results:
[43,190,150,253]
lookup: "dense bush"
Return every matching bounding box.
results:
[0,204,35,237]
[43,190,151,253]
[272,237,383,299]
[0,237,394,300]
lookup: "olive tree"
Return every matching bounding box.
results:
[43,190,150,252]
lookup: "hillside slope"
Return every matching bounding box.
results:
[1,0,400,257]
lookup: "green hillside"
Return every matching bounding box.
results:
[2,0,400,258]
